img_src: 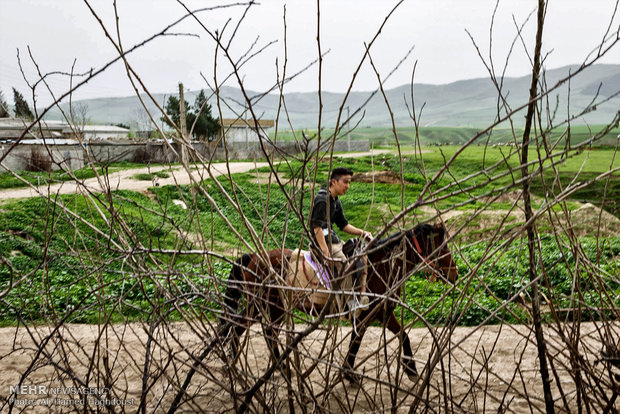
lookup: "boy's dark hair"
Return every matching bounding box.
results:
[330,167,353,182]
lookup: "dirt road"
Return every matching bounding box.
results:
[0,162,270,200]
[0,150,392,200]
[0,321,613,412]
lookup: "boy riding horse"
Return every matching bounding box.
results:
[310,167,371,318]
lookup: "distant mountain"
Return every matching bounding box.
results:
[43,64,620,128]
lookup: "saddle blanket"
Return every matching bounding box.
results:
[286,249,332,307]
[302,251,331,289]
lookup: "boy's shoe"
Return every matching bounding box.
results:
[346,295,370,319]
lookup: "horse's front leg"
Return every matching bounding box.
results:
[386,311,418,380]
[343,324,368,383]
[264,302,285,369]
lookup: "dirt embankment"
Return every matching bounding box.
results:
[418,190,620,240]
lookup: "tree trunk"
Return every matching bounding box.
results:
[520,1,555,413]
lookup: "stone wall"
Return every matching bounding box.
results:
[0,139,369,171]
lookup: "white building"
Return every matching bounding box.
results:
[66,124,130,140]
[0,118,63,141]
[219,118,274,145]
[0,118,130,141]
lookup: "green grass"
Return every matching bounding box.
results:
[373,145,619,216]
[133,171,170,181]
[0,191,228,324]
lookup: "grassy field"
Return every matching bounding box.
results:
[0,145,618,327]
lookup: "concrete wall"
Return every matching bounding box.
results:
[1,143,83,172]
[224,126,255,144]
[211,138,369,160]
[0,139,369,172]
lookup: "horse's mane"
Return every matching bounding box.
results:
[374,223,442,253]
[414,223,440,238]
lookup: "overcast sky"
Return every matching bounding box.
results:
[1,0,619,107]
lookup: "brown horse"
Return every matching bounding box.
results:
[167,223,458,413]
[224,223,456,376]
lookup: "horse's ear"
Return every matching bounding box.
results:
[433,223,445,236]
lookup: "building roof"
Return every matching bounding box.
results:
[0,118,130,140]
[0,117,63,139]
[78,125,130,133]
[0,117,64,130]
[220,118,275,128]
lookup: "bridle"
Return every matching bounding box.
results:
[410,230,443,281]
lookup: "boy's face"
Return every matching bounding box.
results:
[331,174,351,196]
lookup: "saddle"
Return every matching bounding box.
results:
[285,238,365,308]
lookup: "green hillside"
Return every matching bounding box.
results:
[42,64,620,129]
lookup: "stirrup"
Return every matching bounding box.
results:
[346,295,370,319]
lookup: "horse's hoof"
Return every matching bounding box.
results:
[344,372,362,386]
[405,367,419,381]
[402,357,419,381]
[342,366,362,385]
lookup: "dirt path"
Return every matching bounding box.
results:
[0,148,439,201]
[0,161,270,200]
[0,149,404,200]
[0,322,615,412]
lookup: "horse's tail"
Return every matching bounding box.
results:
[221,253,252,320]
[167,253,253,414]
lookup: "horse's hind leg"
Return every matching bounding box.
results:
[386,311,418,380]
[227,299,259,362]
[229,321,250,362]
[220,253,255,362]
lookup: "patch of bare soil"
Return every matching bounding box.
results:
[0,322,616,412]
[481,190,525,205]
[440,200,620,242]
[569,202,620,237]
[443,210,524,242]
[249,172,304,187]
[352,170,403,184]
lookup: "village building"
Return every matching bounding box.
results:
[0,118,130,142]
[0,118,131,171]
[0,118,64,141]
[218,118,275,146]
[73,124,131,140]
[0,116,364,171]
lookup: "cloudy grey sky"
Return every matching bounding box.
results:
[1,0,619,107]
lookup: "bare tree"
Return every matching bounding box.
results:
[70,101,90,137]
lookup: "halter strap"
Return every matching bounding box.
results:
[412,233,423,254]
[411,231,438,280]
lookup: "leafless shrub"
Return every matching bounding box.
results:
[0,1,619,413]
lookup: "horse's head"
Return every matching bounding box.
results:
[409,223,458,284]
